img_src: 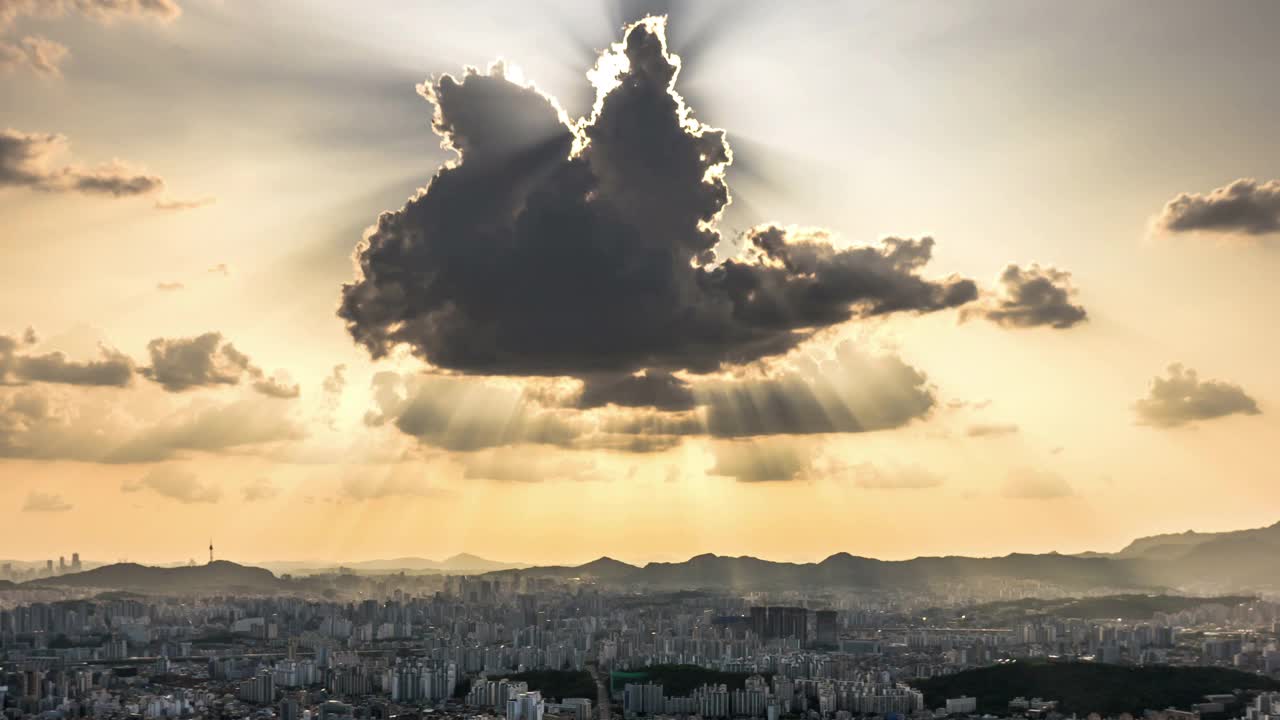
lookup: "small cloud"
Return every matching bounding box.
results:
[155,196,216,211]
[156,281,184,291]
[947,398,992,411]
[841,463,943,490]
[123,466,221,503]
[241,477,278,502]
[1002,468,1073,500]
[22,491,72,512]
[1154,178,1280,238]
[0,0,182,30]
[966,422,1020,437]
[339,475,443,500]
[139,332,253,391]
[1134,364,1260,428]
[207,263,230,276]
[459,449,600,483]
[1,129,173,201]
[322,364,346,395]
[1,333,135,387]
[965,264,1087,329]
[22,326,37,345]
[0,35,70,77]
[139,332,297,398]
[708,440,812,483]
[253,374,301,399]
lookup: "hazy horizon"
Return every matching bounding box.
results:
[4,1,1279,568]
[6,515,1274,569]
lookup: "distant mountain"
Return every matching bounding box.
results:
[30,561,281,593]
[483,556,638,582]
[1115,521,1280,559]
[480,521,1280,592]
[439,553,526,572]
[261,554,526,574]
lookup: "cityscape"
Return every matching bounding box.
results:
[4,526,1280,720]
[4,1,1280,720]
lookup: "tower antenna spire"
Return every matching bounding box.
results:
[209,539,214,565]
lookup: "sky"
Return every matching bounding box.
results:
[2,0,1279,567]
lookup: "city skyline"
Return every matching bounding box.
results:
[4,1,1280,566]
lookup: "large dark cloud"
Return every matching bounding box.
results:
[967,264,1087,329]
[1134,364,1261,428]
[140,332,298,398]
[1,333,134,387]
[1156,179,1280,237]
[338,18,976,403]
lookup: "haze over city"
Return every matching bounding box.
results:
[3,0,1279,570]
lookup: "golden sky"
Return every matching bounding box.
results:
[2,1,1278,566]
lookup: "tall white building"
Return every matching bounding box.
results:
[507,690,544,720]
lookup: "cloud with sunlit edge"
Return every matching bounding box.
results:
[338,17,1075,451]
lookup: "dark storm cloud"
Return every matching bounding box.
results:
[338,18,976,391]
[140,332,299,398]
[967,264,1087,329]
[1134,364,1260,428]
[0,128,164,198]
[1,333,134,387]
[1156,179,1280,236]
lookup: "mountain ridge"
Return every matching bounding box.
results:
[9,521,1279,594]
